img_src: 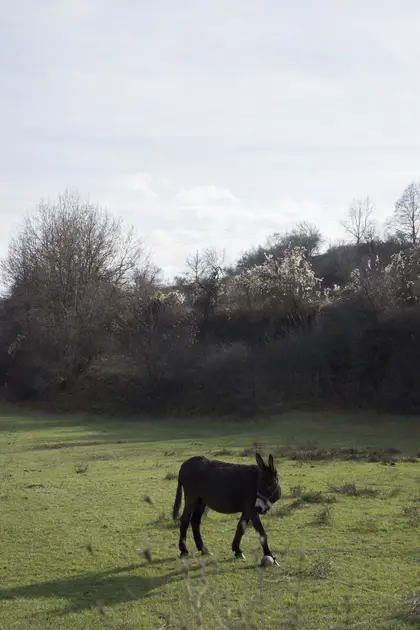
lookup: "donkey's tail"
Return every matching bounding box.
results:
[172,478,183,520]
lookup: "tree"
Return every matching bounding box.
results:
[389,182,420,245]
[341,197,376,248]
[177,247,226,323]
[115,285,196,388]
[3,190,142,291]
[268,221,323,258]
[185,247,225,284]
[236,222,322,272]
[385,248,420,307]
[1,189,146,393]
[232,246,325,336]
[236,245,270,271]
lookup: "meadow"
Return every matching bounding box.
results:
[1,406,420,629]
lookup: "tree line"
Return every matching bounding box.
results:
[1,183,420,416]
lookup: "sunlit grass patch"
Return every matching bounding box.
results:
[0,407,420,629]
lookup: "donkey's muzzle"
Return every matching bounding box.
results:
[255,497,271,514]
[256,505,268,515]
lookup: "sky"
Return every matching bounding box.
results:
[2,0,420,280]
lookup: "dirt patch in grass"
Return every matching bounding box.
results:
[394,591,420,625]
[310,506,334,527]
[213,449,236,457]
[154,511,178,529]
[88,454,116,461]
[74,463,89,474]
[277,555,333,580]
[351,517,379,533]
[305,556,333,579]
[328,482,379,498]
[301,490,336,504]
[290,485,305,498]
[272,443,413,464]
[403,505,420,527]
[275,499,305,517]
[275,491,335,518]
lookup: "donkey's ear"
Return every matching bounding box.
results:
[255,453,266,470]
[268,454,276,472]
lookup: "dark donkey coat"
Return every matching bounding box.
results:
[172,454,281,560]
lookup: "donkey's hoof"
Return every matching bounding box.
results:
[180,551,189,559]
[201,547,211,556]
[234,552,246,560]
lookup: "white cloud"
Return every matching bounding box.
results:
[173,185,243,223]
[175,185,238,207]
[92,174,340,279]
[113,172,157,198]
[2,1,420,279]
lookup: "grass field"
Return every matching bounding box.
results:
[1,406,420,629]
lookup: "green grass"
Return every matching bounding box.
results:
[1,406,420,629]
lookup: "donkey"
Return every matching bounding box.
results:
[172,453,281,562]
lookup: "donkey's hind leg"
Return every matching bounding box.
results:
[191,501,209,555]
[179,502,194,557]
[232,513,249,559]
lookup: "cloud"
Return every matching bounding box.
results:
[173,185,243,223]
[113,172,157,198]
[93,174,336,279]
[175,185,238,207]
[2,1,420,280]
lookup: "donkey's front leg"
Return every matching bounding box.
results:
[250,513,278,564]
[232,513,249,559]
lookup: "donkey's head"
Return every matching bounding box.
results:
[254,453,281,514]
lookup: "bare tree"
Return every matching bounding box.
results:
[2,189,143,292]
[185,247,225,283]
[178,248,227,338]
[388,182,420,245]
[341,197,376,248]
[1,189,147,391]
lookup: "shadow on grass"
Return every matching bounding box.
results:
[0,561,206,615]
[0,406,258,448]
[0,554,265,617]
[3,405,420,457]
